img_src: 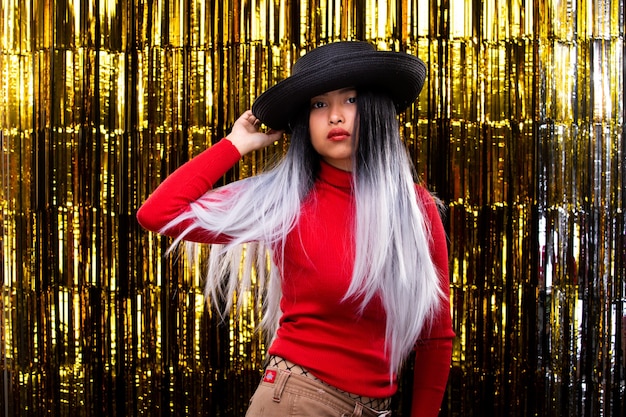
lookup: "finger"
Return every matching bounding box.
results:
[247,113,260,128]
[240,110,255,124]
[267,129,284,141]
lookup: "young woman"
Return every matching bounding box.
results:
[137,41,454,417]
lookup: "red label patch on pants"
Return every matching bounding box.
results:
[263,369,277,383]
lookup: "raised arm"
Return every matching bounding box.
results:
[136,110,282,242]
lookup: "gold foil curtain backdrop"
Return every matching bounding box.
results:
[1,0,625,416]
[536,0,624,414]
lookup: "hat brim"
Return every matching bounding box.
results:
[252,50,426,131]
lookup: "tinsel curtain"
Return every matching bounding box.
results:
[0,0,624,416]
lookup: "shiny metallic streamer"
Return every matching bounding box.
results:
[0,0,624,416]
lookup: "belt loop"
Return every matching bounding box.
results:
[351,402,363,417]
[272,369,291,402]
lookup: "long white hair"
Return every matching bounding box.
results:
[165,90,445,377]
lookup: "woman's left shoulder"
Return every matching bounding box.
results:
[413,183,446,221]
[414,183,439,205]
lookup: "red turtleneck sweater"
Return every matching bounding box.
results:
[137,139,454,416]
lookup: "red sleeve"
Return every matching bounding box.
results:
[411,187,454,417]
[136,138,242,241]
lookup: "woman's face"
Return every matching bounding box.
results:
[308,88,358,171]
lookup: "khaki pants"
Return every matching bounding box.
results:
[245,368,391,417]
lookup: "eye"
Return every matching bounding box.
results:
[311,100,326,109]
[346,96,357,104]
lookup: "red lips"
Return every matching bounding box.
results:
[327,128,351,141]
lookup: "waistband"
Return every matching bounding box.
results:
[266,355,392,412]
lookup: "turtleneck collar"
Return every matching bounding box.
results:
[318,160,354,191]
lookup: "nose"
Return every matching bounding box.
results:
[328,104,344,124]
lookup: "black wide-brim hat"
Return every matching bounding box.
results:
[251,41,427,131]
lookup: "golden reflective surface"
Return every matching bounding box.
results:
[0,1,624,416]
